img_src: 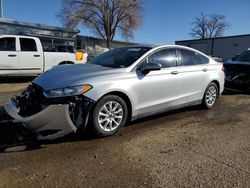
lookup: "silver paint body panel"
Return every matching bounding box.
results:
[6,45,225,140]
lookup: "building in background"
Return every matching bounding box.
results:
[176,34,250,61]
[76,35,138,54]
[0,18,78,47]
[0,18,138,54]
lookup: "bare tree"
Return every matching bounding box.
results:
[190,13,229,39]
[58,0,143,48]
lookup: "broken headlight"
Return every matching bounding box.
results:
[43,85,92,98]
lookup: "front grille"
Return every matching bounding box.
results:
[15,84,48,117]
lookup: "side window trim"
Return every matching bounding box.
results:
[176,48,182,66]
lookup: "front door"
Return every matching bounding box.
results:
[132,48,183,116]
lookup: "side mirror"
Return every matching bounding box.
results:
[139,63,162,74]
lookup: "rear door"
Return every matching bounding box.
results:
[18,37,43,75]
[176,48,211,103]
[0,37,19,75]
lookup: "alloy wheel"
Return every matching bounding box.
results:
[97,101,124,132]
[205,85,217,106]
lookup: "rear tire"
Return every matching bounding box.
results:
[202,82,218,109]
[90,95,128,137]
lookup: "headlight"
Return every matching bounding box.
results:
[43,85,92,98]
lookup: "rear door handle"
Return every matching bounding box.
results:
[202,68,208,72]
[170,71,179,75]
[8,54,17,57]
[34,55,41,57]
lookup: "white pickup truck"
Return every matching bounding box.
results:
[0,35,87,76]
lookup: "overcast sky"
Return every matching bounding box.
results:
[3,0,250,44]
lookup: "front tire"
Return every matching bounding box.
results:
[91,95,128,137]
[202,82,218,109]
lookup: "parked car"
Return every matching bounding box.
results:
[5,45,225,140]
[224,49,250,92]
[0,35,86,76]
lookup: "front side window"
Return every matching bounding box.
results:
[147,48,177,68]
[20,38,37,52]
[0,37,16,51]
[179,49,209,66]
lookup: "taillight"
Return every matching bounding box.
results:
[221,66,224,72]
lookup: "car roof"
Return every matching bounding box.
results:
[0,34,39,39]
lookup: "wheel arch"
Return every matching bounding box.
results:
[102,91,133,122]
[210,80,220,95]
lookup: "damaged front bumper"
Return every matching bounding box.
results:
[5,99,77,140]
[5,84,95,140]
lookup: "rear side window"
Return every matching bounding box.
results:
[0,37,16,51]
[20,38,37,52]
[179,49,209,66]
[148,48,177,68]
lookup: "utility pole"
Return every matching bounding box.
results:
[0,0,3,18]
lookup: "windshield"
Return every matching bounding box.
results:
[235,50,250,62]
[90,47,151,68]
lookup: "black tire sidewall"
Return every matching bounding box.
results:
[203,82,218,109]
[91,95,128,137]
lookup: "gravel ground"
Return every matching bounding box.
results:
[0,79,249,188]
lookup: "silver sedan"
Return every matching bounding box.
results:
[5,45,225,140]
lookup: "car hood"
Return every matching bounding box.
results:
[33,64,126,90]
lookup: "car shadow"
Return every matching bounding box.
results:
[0,76,35,84]
[0,120,98,153]
[0,104,209,153]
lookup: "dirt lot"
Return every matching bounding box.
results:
[0,79,249,188]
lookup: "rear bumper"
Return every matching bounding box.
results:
[225,80,250,91]
[5,99,77,140]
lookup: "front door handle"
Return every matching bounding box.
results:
[171,71,179,75]
[34,55,41,57]
[8,54,17,57]
[202,68,208,72]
